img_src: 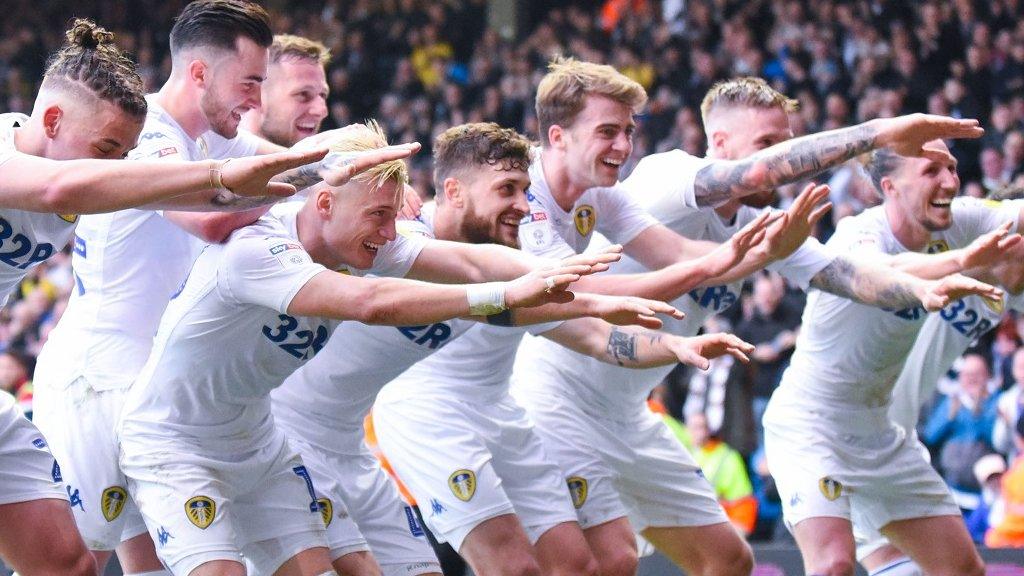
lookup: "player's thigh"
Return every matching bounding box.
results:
[0,497,97,576]
[116,530,165,574]
[582,518,638,576]
[881,515,984,576]
[533,521,598,576]
[332,550,382,576]
[642,522,752,576]
[460,513,540,576]
[791,517,857,576]
[270,546,333,576]
[188,559,245,576]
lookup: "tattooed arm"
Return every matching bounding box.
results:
[809,255,1004,312]
[541,318,753,371]
[692,114,984,207]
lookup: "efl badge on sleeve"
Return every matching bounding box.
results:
[317,497,333,527]
[818,477,843,502]
[101,486,128,522]
[185,495,216,529]
[448,469,476,502]
[567,476,588,509]
[573,205,596,237]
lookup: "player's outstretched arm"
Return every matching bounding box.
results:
[692,114,983,207]
[286,264,591,325]
[810,255,1004,311]
[0,147,328,215]
[886,221,1022,279]
[408,241,622,284]
[503,293,683,328]
[543,320,753,371]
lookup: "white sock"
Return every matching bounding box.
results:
[869,556,923,576]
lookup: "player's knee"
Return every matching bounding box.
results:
[810,557,856,576]
[47,548,99,576]
[500,556,542,576]
[551,551,599,576]
[698,540,753,576]
[594,545,638,576]
[936,554,984,576]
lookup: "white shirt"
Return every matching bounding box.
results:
[271,204,477,449]
[0,113,79,304]
[119,202,426,444]
[35,96,260,391]
[512,150,835,421]
[890,291,1024,433]
[380,152,659,405]
[779,197,1021,410]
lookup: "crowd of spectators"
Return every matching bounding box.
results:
[3,0,1024,546]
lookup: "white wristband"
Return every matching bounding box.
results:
[467,282,507,316]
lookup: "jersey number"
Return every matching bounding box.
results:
[262,314,329,360]
[939,299,993,339]
[0,217,53,269]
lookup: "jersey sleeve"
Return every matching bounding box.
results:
[218,234,327,313]
[396,217,436,239]
[768,237,837,290]
[365,233,429,278]
[203,129,263,160]
[949,197,1022,238]
[620,150,715,218]
[519,215,579,259]
[130,127,191,161]
[592,186,658,246]
[826,211,891,256]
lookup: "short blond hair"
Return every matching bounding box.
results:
[700,77,799,126]
[535,56,647,145]
[270,34,331,66]
[327,120,408,191]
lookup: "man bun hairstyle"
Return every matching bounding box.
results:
[170,0,273,55]
[41,18,147,120]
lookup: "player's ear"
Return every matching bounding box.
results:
[548,124,566,151]
[710,130,728,156]
[42,105,62,139]
[880,176,896,197]
[314,185,334,217]
[188,58,207,87]
[443,177,463,208]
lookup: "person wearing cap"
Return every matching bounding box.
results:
[985,413,1024,548]
[965,454,1007,542]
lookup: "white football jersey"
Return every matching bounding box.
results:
[0,113,78,304]
[889,290,1024,432]
[512,149,834,419]
[380,156,659,404]
[780,197,1021,410]
[119,202,426,443]
[35,96,260,391]
[271,205,476,449]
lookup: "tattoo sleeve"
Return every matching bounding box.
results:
[209,192,280,210]
[273,162,322,191]
[810,255,921,309]
[605,327,665,367]
[693,123,878,207]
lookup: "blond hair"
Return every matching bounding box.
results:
[326,120,408,191]
[535,56,647,145]
[270,34,331,66]
[700,77,799,126]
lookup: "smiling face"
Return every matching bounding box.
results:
[200,36,267,138]
[456,163,532,248]
[883,139,960,232]
[258,56,329,146]
[556,94,635,190]
[319,179,403,270]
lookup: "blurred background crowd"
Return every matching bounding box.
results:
[2,0,1024,547]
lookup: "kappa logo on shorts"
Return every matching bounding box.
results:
[573,205,596,237]
[567,476,588,509]
[317,497,333,527]
[51,460,62,482]
[818,477,843,501]
[448,469,476,502]
[101,486,128,522]
[185,495,216,529]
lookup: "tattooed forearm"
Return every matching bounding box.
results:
[607,327,638,366]
[209,192,280,210]
[272,162,322,191]
[810,255,921,309]
[693,123,879,207]
[605,327,665,367]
